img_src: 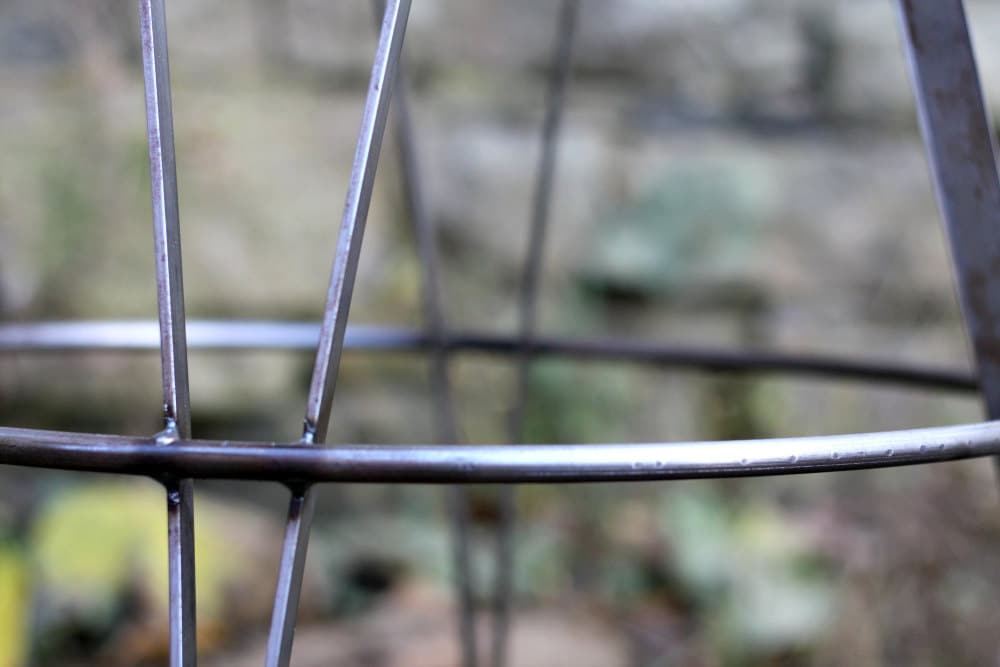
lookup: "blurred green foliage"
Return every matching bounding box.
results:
[0,540,28,667]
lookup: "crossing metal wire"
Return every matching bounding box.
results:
[2,0,1000,665]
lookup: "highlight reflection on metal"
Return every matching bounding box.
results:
[1,420,998,482]
[0,321,977,391]
[2,1,999,666]
[138,0,197,663]
[267,2,411,665]
[896,0,1000,425]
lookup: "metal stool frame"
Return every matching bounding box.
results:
[2,1,1000,665]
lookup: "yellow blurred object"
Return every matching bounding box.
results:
[0,544,28,667]
[30,480,308,663]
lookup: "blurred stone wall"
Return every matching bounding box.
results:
[6,3,1000,665]
[0,0,997,440]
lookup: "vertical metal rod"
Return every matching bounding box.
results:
[265,488,316,666]
[494,3,580,666]
[894,2,1000,433]
[265,2,411,666]
[387,46,479,667]
[138,0,196,665]
[140,0,190,437]
[165,478,196,667]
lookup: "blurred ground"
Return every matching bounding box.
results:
[2,0,1000,665]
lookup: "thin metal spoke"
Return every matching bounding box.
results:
[265,2,411,665]
[387,33,479,667]
[165,478,196,667]
[141,0,189,437]
[138,0,196,664]
[303,0,411,444]
[895,4,1000,434]
[494,3,580,665]
[265,489,316,667]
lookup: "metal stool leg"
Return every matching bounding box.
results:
[387,26,480,667]
[895,0,1000,432]
[138,1,197,664]
[265,2,411,665]
[496,3,580,666]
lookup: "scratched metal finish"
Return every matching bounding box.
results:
[896,0,1000,420]
[138,0,197,664]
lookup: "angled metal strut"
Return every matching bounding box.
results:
[265,2,412,666]
[895,2,1000,440]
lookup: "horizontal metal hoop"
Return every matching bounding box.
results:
[1,420,996,484]
[0,320,977,392]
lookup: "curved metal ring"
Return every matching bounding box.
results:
[0,420,996,483]
[0,320,977,391]
[2,320,985,483]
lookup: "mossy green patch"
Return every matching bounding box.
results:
[31,481,252,633]
[0,544,29,667]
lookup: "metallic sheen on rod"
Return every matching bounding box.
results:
[496,5,580,663]
[2,420,1000,482]
[265,489,316,667]
[138,0,196,664]
[0,321,977,392]
[304,0,411,444]
[266,3,411,666]
[389,46,478,667]
[895,2,1000,426]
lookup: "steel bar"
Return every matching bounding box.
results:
[304,0,411,444]
[165,478,196,666]
[140,0,190,437]
[265,489,316,666]
[389,43,478,667]
[895,3,1000,423]
[495,5,579,662]
[138,0,196,665]
[0,321,977,392]
[266,3,411,665]
[1,420,999,482]
[511,0,580,410]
